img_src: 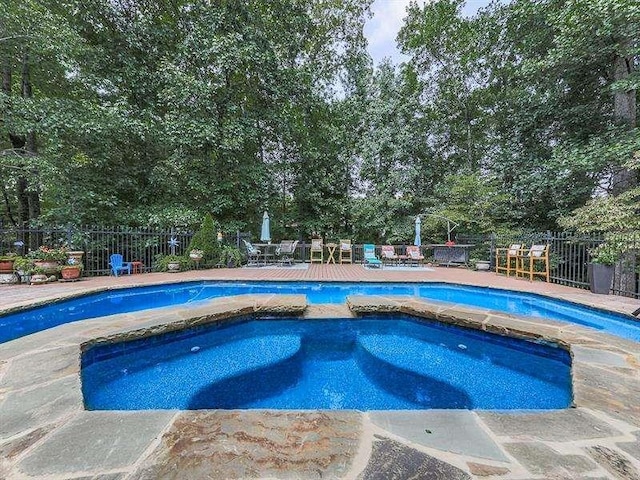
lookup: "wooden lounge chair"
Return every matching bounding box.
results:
[339,239,352,264]
[380,245,398,266]
[363,244,382,268]
[495,243,522,277]
[515,244,550,282]
[310,238,323,263]
[406,246,424,266]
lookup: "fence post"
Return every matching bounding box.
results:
[66,224,73,248]
[489,233,496,269]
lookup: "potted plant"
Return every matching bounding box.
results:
[30,266,50,285]
[27,246,68,273]
[13,257,35,284]
[588,241,622,294]
[470,258,491,271]
[60,260,83,280]
[67,250,84,265]
[155,254,190,273]
[0,253,18,273]
[189,249,204,260]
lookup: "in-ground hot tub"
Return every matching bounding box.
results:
[81,314,572,411]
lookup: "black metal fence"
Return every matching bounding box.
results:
[1,226,639,298]
[458,232,640,298]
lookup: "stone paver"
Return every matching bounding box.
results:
[16,411,175,476]
[0,344,79,391]
[1,269,639,479]
[585,445,640,480]
[618,432,640,461]
[478,410,622,442]
[573,362,640,426]
[133,410,361,480]
[467,462,510,476]
[504,442,598,477]
[369,410,508,461]
[0,375,82,440]
[357,436,471,480]
[572,346,630,368]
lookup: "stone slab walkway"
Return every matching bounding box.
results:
[1,268,640,479]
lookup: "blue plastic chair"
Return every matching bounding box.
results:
[363,244,382,268]
[109,254,131,277]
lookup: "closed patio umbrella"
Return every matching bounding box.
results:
[260,211,271,243]
[414,216,421,246]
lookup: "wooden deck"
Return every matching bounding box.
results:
[2,263,639,316]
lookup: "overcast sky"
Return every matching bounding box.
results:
[364,0,493,65]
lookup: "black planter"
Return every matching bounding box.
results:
[588,263,614,294]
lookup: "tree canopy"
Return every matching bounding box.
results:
[1,0,638,242]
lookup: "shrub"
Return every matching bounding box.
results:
[188,213,220,267]
[154,254,191,272]
[219,245,243,267]
[27,246,68,262]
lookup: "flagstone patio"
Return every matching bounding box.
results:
[1,265,639,479]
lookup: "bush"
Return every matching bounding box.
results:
[188,213,221,267]
[219,245,244,267]
[154,254,191,272]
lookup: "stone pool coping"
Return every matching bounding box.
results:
[0,294,639,479]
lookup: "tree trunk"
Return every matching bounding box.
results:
[19,53,41,223]
[611,50,637,195]
[611,47,637,294]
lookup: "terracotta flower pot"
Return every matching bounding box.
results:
[30,274,49,285]
[34,260,60,273]
[0,259,15,273]
[61,266,82,280]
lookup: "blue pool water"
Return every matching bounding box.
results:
[1,281,639,344]
[82,315,572,410]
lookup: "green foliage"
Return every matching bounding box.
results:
[589,241,624,266]
[559,130,640,234]
[13,257,35,274]
[188,214,221,267]
[218,245,243,268]
[153,254,191,272]
[1,0,637,239]
[26,246,68,262]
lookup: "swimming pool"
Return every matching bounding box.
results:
[1,281,639,343]
[82,315,572,410]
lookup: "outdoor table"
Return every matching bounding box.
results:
[428,244,475,266]
[130,261,144,274]
[254,244,277,266]
[396,254,409,266]
[325,243,338,264]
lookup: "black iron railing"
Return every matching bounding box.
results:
[1,226,638,298]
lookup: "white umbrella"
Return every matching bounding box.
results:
[260,211,271,243]
[414,216,421,246]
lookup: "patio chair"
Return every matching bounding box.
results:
[495,243,523,277]
[109,254,131,277]
[339,239,352,264]
[515,244,550,282]
[276,240,298,266]
[363,244,382,268]
[406,246,424,266]
[310,238,323,263]
[242,239,262,266]
[380,245,399,266]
